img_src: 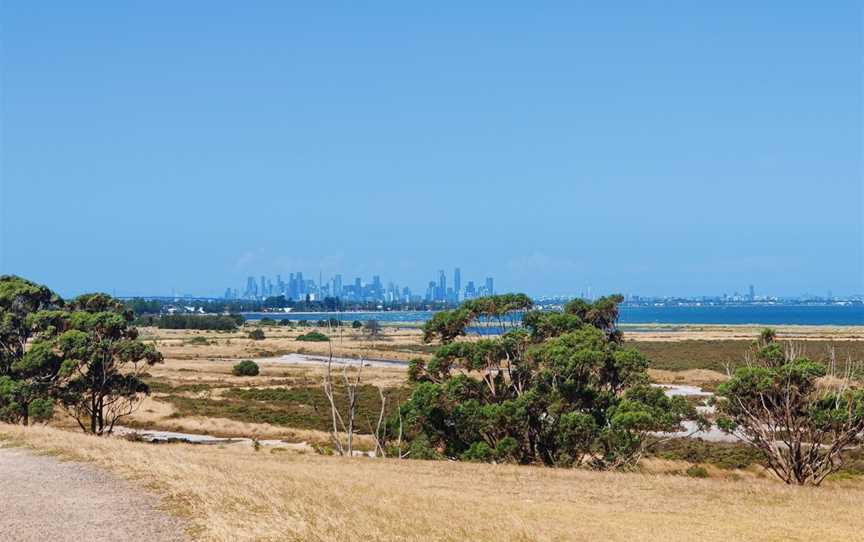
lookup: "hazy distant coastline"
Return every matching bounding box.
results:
[241,304,863,326]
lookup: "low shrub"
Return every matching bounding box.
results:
[686,465,710,478]
[297,331,329,342]
[248,328,266,340]
[232,360,260,377]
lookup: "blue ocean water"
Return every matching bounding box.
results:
[244,304,863,326]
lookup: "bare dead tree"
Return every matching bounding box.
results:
[322,320,387,456]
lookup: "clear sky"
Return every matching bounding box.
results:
[1,2,861,298]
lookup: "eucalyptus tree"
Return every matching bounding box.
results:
[55,293,163,435]
[716,329,864,485]
[397,294,695,468]
[0,275,64,424]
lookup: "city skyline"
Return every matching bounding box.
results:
[225,267,493,304]
[200,267,855,305]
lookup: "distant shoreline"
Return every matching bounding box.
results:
[240,304,863,327]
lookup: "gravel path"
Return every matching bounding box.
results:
[0,447,188,542]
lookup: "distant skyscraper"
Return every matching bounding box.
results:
[245,276,257,298]
[437,270,446,301]
[426,280,437,302]
[485,277,494,296]
[296,272,305,295]
[332,274,343,298]
[748,284,755,301]
[465,280,476,299]
[453,267,461,302]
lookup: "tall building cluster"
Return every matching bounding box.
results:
[225,267,494,304]
[424,268,493,303]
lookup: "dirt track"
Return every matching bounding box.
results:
[0,447,188,542]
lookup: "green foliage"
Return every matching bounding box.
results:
[421,293,532,344]
[686,465,709,478]
[248,328,266,340]
[0,275,65,424]
[232,360,260,377]
[51,292,163,435]
[316,318,342,328]
[396,294,694,469]
[352,320,363,329]
[296,331,328,342]
[185,335,211,346]
[124,298,163,316]
[152,314,242,331]
[715,329,864,485]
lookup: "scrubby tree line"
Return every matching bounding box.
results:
[124,295,464,316]
[0,275,162,434]
[136,313,244,330]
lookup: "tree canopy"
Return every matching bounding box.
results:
[0,275,65,424]
[53,293,163,434]
[716,330,864,485]
[397,294,695,468]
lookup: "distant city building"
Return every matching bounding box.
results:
[437,270,446,302]
[453,267,461,302]
[332,274,343,298]
[464,280,476,300]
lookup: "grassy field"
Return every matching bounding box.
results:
[123,325,863,442]
[629,339,864,372]
[152,383,408,435]
[3,424,864,542]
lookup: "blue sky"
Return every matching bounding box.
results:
[1,2,861,298]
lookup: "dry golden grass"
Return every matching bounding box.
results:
[141,326,431,363]
[2,424,862,542]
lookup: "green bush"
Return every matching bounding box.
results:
[27,398,54,423]
[352,320,362,329]
[185,336,211,346]
[232,360,260,377]
[297,331,329,342]
[461,442,495,462]
[248,328,266,340]
[686,465,710,478]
